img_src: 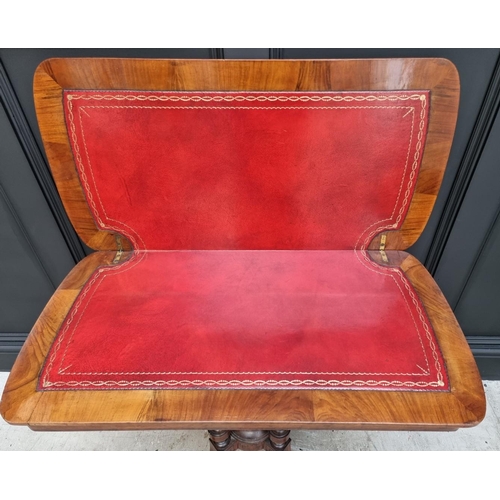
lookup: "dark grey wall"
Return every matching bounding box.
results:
[1,48,499,377]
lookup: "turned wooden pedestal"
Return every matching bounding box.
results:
[209,430,291,451]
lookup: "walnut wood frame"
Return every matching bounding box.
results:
[0,58,485,435]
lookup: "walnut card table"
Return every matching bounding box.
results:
[0,58,485,451]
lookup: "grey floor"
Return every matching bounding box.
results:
[1,372,499,451]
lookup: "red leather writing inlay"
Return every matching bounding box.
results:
[64,91,429,250]
[40,90,449,392]
[39,251,448,391]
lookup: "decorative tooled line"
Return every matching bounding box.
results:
[62,369,430,377]
[396,268,444,384]
[42,267,106,388]
[66,99,147,251]
[53,97,151,379]
[43,379,444,388]
[79,105,414,111]
[41,251,145,388]
[67,93,426,103]
[352,96,432,374]
[41,91,444,390]
[55,252,147,376]
[352,94,445,386]
[354,94,426,251]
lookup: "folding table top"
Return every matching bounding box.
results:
[0,58,485,430]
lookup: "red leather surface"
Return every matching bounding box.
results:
[46,90,448,393]
[64,91,429,250]
[39,251,448,391]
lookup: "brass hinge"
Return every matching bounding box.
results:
[113,234,123,264]
[380,234,389,263]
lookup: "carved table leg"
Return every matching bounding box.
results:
[231,430,269,451]
[208,430,232,451]
[268,430,292,451]
[208,430,291,451]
